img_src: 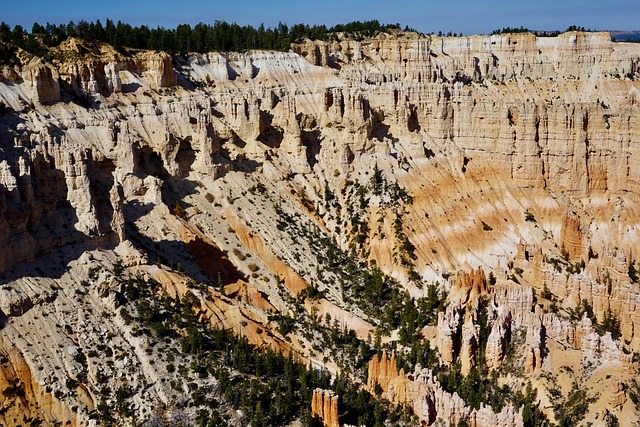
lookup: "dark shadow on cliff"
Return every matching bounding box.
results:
[137,145,171,179]
[160,178,199,210]
[0,106,27,149]
[0,149,119,284]
[123,199,245,286]
[370,108,398,143]
[175,136,196,178]
[0,211,118,284]
[226,62,239,81]
[122,82,142,93]
[302,128,322,168]
[123,200,208,282]
[408,104,421,132]
[258,110,284,149]
[327,58,342,71]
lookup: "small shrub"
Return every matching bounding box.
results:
[173,202,186,219]
[488,271,496,286]
[233,248,246,261]
[524,210,536,222]
[629,260,638,283]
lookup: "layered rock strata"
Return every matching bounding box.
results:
[0,30,639,425]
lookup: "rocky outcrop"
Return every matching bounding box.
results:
[435,306,460,364]
[0,135,121,273]
[452,267,489,303]
[523,317,544,374]
[21,60,60,103]
[133,50,177,88]
[312,389,339,427]
[485,311,512,370]
[366,352,402,392]
[493,284,533,325]
[460,315,479,374]
[366,354,524,426]
[560,212,583,261]
[20,38,178,103]
[609,378,627,409]
[294,31,636,84]
[0,340,78,427]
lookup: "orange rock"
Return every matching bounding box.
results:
[366,352,400,392]
[454,267,489,303]
[366,354,524,426]
[560,213,583,262]
[608,378,627,409]
[0,340,78,426]
[225,208,308,295]
[312,389,339,427]
[149,266,295,356]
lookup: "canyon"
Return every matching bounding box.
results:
[0,29,639,426]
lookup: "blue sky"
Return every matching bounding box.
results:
[3,0,639,34]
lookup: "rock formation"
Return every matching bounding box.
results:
[312,389,340,427]
[560,212,583,261]
[460,315,479,374]
[435,307,460,364]
[484,310,511,370]
[21,60,61,103]
[0,29,638,425]
[366,354,524,426]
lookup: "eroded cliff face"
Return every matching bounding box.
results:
[0,31,639,426]
[312,389,339,427]
[367,353,524,427]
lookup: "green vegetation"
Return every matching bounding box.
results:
[629,379,640,413]
[334,168,415,274]
[549,379,597,427]
[111,273,416,426]
[524,210,536,222]
[172,202,186,219]
[437,365,547,426]
[546,253,584,275]
[299,226,441,336]
[491,25,593,36]
[0,19,405,61]
[2,380,25,398]
[565,25,592,32]
[566,299,621,339]
[491,26,531,35]
[597,308,622,340]
[418,299,551,426]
